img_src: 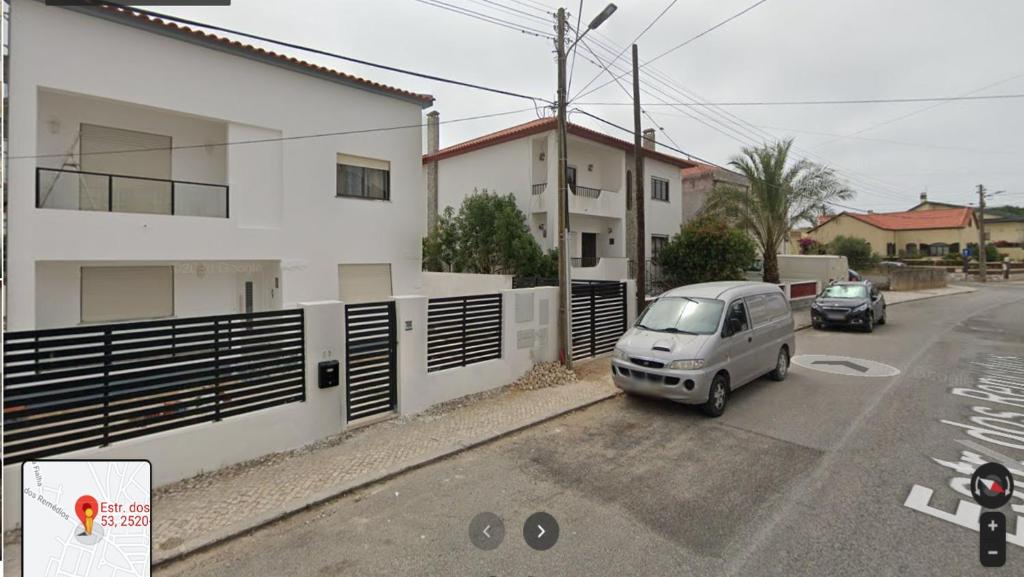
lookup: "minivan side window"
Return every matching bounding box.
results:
[725,300,750,333]
[745,294,770,327]
[766,293,790,320]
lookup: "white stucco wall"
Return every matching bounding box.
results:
[7,0,429,330]
[420,271,513,297]
[395,287,560,415]
[643,156,686,255]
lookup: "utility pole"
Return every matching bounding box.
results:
[556,7,572,368]
[632,44,645,313]
[977,184,987,283]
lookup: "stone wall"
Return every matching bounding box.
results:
[889,267,948,291]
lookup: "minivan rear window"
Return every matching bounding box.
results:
[636,297,725,335]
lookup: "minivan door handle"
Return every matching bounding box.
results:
[747,336,753,343]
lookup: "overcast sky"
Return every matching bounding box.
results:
[161,0,1024,211]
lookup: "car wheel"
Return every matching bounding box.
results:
[812,320,823,330]
[769,347,789,381]
[864,312,874,333]
[877,307,886,325]
[701,374,729,417]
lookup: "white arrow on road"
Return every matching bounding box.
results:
[537,525,545,538]
[482,525,491,539]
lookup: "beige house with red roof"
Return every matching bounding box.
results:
[423,117,699,281]
[806,205,979,259]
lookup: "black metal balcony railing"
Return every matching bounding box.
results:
[571,257,600,268]
[573,185,602,199]
[36,167,230,218]
[532,183,546,195]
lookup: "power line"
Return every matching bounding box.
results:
[817,71,1024,146]
[581,31,927,202]
[573,0,770,102]
[570,0,680,100]
[566,1,584,96]
[463,0,552,23]
[10,108,538,161]
[576,32,913,202]
[92,1,550,103]
[575,93,1024,106]
[412,0,555,38]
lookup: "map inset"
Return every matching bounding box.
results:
[22,460,151,577]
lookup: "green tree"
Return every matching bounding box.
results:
[422,192,555,276]
[827,235,877,270]
[704,139,854,283]
[656,214,757,287]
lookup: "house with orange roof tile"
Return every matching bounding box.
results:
[805,198,980,259]
[7,0,433,329]
[422,117,699,281]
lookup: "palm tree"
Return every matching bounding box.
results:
[704,139,853,284]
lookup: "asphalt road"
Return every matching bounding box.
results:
[157,282,1024,577]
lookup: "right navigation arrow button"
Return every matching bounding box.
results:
[523,512,559,551]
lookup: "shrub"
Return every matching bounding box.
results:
[827,235,878,270]
[656,214,758,287]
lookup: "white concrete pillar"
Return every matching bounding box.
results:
[393,295,429,416]
[299,301,348,429]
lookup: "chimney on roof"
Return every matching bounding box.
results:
[426,111,440,231]
[920,191,928,202]
[642,128,656,151]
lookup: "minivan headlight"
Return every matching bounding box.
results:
[613,348,629,361]
[668,359,705,370]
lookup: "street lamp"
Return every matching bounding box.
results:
[569,3,617,51]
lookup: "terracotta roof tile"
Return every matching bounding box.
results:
[422,117,697,168]
[815,207,975,231]
[89,4,433,106]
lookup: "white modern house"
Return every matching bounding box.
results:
[6,0,434,330]
[423,116,699,281]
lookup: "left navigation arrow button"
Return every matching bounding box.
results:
[469,512,504,551]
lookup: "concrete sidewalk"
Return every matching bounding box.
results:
[791,284,976,330]
[2,360,618,569]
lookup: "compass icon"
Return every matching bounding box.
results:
[970,462,1015,509]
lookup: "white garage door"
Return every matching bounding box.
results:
[338,264,392,304]
[81,266,174,323]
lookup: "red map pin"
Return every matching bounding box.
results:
[75,495,98,535]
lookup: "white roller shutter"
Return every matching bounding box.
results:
[81,266,174,323]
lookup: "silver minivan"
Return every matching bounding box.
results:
[611,281,795,417]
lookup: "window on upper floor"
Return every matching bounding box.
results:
[651,177,669,202]
[337,154,390,201]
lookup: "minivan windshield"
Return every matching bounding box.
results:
[821,285,868,299]
[636,297,725,335]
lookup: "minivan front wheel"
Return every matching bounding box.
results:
[701,374,729,417]
[769,347,789,381]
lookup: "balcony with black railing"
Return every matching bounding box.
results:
[571,257,601,268]
[36,167,230,218]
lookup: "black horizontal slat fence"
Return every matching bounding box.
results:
[572,281,628,360]
[3,309,306,463]
[427,294,503,372]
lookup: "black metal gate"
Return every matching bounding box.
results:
[345,301,397,421]
[572,281,628,360]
